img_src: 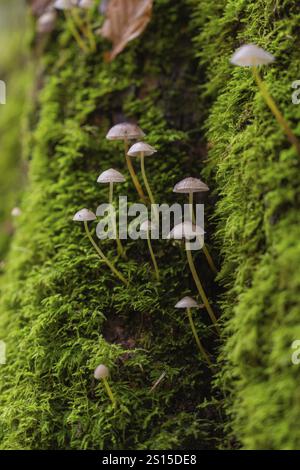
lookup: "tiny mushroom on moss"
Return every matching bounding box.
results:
[97,168,126,258]
[127,142,158,221]
[106,123,146,201]
[94,364,116,406]
[168,222,219,334]
[175,296,212,365]
[173,177,217,275]
[140,220,160,281]
[54,0,91,53]
[73,209,128,285]
[231,44,300,156]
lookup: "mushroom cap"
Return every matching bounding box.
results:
[94,364,109,380]
[173,177,209,194]
[97,168,126,183]
[231,44,275,67]
[37,10,57,33]
[140,220,156,232]
[106,122,145,141]
[54,0,77,10]
[11,207,21,217]
[175,296,199,309]
[78,0,94,8]
[73,208,96,222]
[167,221,205,240]
[127,142,157,158]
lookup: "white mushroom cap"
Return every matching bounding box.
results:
[97,168,125,183]
[37,10,57,33]
[167,221,205,240]
[140,220,156,232]
[73,208,96,222]
[78,0,94,8]
[11,207,22,217]
[106,123,145,141]
[173,177,209,194]
[94,364,109,380]
[230,44,275,67]
[127,142,157,158]
[54,0,77,10]
[175,296,199,309]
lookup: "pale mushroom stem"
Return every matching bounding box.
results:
[146,229,160,281]
[140,152,159,223]
[83,221,128,286]
[185,242,220,335]
[189,192,218,275]
[109,182,126,259]
[186,307,213,366]
[252,66,300,155]
[63,10,89,53]
[124,140,147,202]
[102,377,116,407]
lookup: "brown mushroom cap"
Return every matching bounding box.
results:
[73,208,96,222]
[106,123,145,141]
[127,142,157,158]
[175,296,199,309]
[173,177,209,194]
[97,168,125,183]
[94,364,109,380]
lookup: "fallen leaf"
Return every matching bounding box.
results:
[99,0,153,61]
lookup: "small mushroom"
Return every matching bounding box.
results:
[106,123,147,201]
[11,207,22,217]
[37,10,57,34]
[128,142,159,221]
[231,44,300,156]
[97,169,126,258]
[94,364,116,406]
[230,44,274,67]
[140,220,159,281]
[173,177,217,275]
[73,209,128,285]
[175,297,212,365]
[167,223,219,334]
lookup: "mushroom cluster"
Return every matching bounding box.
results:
[73,120,221,390]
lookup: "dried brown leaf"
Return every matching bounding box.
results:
[99,0,153,61]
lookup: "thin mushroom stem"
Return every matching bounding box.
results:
[140,152,159,223]
[84,221,128,286]
[252,66,300,155]
[185,242,220,335]
[146,229,160,281]
[188,192,218,275]
[186,307,212,366]
[109,182,126,258]
[63,10,89,53]
[102,377,116,407]
[124,140,147,202]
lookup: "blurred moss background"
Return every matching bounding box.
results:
[0,0,30,262]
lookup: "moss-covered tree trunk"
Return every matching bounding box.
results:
[1,0,300,450]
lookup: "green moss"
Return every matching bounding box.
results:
[193,0,300,450]
[0,1,221,450]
